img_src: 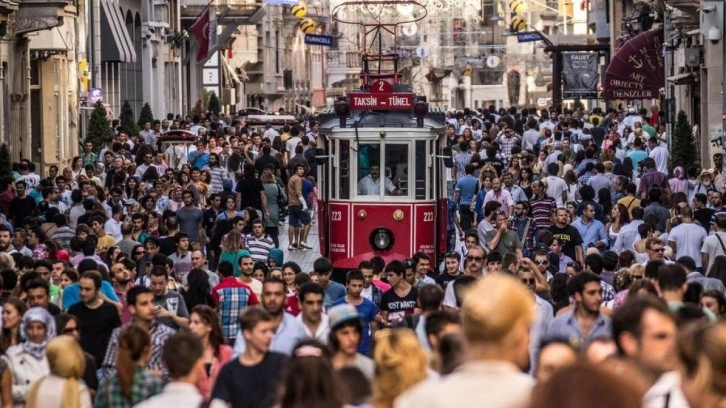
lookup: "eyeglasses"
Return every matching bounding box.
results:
[135,250,146,256]
[520,278,536,284]
[649,247,665,252]
[466,256,484,262]
[535,260,549,265]
[61,327,79,334]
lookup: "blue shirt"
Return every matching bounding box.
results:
[548,310,612,347]
[187,151,210,168]
[62,281,120,310]
[323,281,347,309]
[332,297,379,356]
[454,175,479,205]
[232,312,307,357]
[572,217,608,250]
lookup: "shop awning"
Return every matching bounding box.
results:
[100,0,136,63]
[603,28,664,100]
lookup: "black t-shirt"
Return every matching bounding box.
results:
[68,301,122,364]
[255,154,281,176]
[9,196,36,227]
[381,286,418,324]
[694,208,715,232]
[159,236,177,256]
[235,178,264,211]
[548,224,583,261]
[435,272,460,290]
[211,352,287,408]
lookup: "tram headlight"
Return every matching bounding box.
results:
[370,228,394,251]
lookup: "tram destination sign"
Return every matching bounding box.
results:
[348,92,414,110]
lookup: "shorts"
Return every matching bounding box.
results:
[289,205,311,227]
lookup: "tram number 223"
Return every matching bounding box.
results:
[331,211,343,221]
[422,212,434,222]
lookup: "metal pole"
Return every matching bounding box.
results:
[92,0,101,88]
[722,1,726,177]
[664,10,673,149]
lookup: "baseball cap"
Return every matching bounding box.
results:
[328,304,361,330]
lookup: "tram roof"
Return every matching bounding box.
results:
[317,109,447,132]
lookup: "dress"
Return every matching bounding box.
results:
[263,183,283,227]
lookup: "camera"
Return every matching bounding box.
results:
[708,26,721,44]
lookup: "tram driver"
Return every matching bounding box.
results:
[357,163,402,195]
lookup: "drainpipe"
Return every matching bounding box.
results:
[92,0,101,87]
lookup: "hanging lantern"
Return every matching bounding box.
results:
[291,2,308,18]
[299,18,317,34]
[510,14,526,32]
[508,0,525,14]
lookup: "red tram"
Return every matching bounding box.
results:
[313,0,450,271]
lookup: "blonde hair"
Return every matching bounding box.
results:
[0,252,15,271]
[372,329,428,408]
[461,274,534,344]
[222,231,243,252]
[26,335,86,408]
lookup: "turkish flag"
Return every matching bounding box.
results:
[189,7,217,62]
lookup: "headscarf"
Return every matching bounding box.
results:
[669,166,688,194]
[20,307,56,360]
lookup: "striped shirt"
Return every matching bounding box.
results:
[529,194,556,234]
[207,164,227,194]
[246,233,276,263]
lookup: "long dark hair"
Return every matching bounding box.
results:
[116,324,151,402]
[278,340,346,408]
[191,305,226,358]
[184,269,213,310]
[0,297,26,352]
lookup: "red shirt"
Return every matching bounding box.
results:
[285,293,300,316]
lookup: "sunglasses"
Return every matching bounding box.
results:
[135,250,146,256]
[61,327,79,335]
[535,260,549,265]
[520,278,536,285]
[466,256,484,262]
[649,247,665,252]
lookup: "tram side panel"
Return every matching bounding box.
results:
[322,200,438,266]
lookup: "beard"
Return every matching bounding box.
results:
[116,278,131,285]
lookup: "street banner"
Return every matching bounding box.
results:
[562,52,598,99]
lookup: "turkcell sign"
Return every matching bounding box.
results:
[348,92,414,110]
[517,31,542,43]
[304,34,334,47]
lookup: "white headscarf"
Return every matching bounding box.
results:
[20,307,56,360]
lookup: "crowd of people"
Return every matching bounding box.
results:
[0,104,721,407]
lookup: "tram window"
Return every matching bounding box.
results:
[339,140,350,199]
[415,140,426,200]
[386,144,409,197]
[356,143,389,196]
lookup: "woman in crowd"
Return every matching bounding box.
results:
[184,269,215,310]
[278,340,347,408]
[25,335,92,408]
[677,322,726,408]
[700,290,726,319]
[188,305,232,401]
[54,314,98,396]
[0,297,26,353]
[518,167,533,198]
[261,169,285,247]
[605,204,630,249]
[4,307,55,407]
[216,196,243,221]
[218,232,247,278]
[95,324,163,407]
[372,329,428,408]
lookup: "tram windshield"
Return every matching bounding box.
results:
[356,144,409,196]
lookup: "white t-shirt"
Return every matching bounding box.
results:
[669,222,707,268]
[545,176,568,207]
[701,231,726,272]
[286,136,302,158]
